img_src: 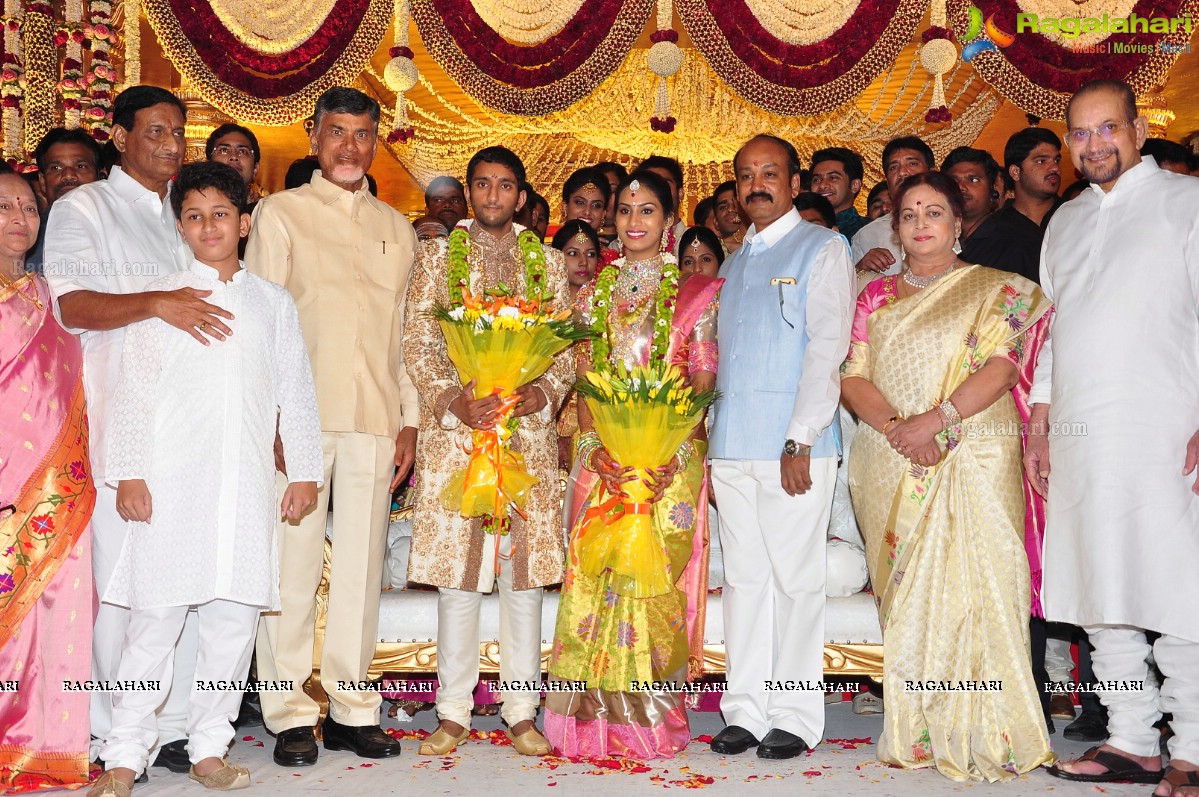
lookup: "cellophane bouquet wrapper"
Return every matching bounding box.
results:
[434,291,589,520]
[574,363,714,597]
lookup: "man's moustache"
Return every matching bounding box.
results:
[746,192,773,203]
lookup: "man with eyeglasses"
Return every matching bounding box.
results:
[1027,79,1199,793]
[206,124,263,210]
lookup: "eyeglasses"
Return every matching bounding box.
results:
[213,144,254,159]
[1065,120,1133,148]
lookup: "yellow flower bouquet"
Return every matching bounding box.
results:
[573,363,715,597]
[433,288,589,526]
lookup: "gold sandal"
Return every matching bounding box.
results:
[419,725,471,756]
[87,771,132,797]
[188,761,250,791]
[509,726,552,757]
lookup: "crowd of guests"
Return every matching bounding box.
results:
[2,76,1197,797]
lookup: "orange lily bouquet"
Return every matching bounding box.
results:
[573,363,715,597]
[433,288,589,528]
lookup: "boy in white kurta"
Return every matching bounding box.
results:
[91,163,323,797]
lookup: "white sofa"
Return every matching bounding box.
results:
[306,506,883,690]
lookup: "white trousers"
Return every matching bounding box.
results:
[91,484,198,758]
[256,432,395,731]
[712,457,836,744]
[1086,625,1199,763]
[1044,633,1076,685]
[100,599,259,774]
[435,533,543,728]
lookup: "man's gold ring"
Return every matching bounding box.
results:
[198,322,208,330]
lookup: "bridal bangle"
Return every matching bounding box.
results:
[881,416,902,435]
[576,431,602,471]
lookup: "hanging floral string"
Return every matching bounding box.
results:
[85,0,116,140]
[58,0,85,128]
[2,0,24,163]
[647,0,680,133]
[122,0,140,87]
[920,0,956,123]
[383,0,416,143]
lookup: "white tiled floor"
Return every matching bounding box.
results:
[126,703,1152,796]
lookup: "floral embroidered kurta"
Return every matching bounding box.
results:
[105,261,324,610]
[404,222,573,592]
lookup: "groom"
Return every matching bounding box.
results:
[403,146,573,757]
[708,135,855,759]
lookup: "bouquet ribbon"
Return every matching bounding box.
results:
[572,479,673,599]
[440,392,538,524]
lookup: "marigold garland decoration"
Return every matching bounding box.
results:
[19,1,55,157]
[2,0,23,162]
[946,0,1199,118]
[410,0,653,115]
[121,0,139,87]
[142,0,391,124]
[59,0,84,128]
[675,0,927,114]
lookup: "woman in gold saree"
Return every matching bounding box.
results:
[840,172,1054,782]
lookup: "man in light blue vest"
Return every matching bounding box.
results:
[708,135,855,760]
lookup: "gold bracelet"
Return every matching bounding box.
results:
[881,416,902,435]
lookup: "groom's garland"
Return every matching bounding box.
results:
[447,226,550,304]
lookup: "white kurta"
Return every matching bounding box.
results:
[1030,157,1199,644]
[105,261,324,610]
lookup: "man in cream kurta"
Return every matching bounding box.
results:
[1027,80,1199,788]
[404,147,571,758]
[245,88,417,764]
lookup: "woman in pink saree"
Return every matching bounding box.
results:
[0,172,95,792]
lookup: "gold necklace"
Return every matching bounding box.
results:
[0,272,44,310]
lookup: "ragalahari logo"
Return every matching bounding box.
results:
[962,6,1015,61]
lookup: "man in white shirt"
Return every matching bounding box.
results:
[851,136,935,283]
[708,134,855,760]
[1027,79,1199,793]
[43,85,231,773]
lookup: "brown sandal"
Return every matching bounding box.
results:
[1046,745,1163,784]
[1160,766,1199,796]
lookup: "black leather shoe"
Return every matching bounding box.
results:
[321,718,401,759]
[757,729,809,760]
[1063,710,1109,743]
[273,726,318,767]
[235,692,263,729]
[710,725,759,755]
[151,739,191,773]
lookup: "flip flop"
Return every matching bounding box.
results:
[1045,745,1164,784]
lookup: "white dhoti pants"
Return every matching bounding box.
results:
[434,533,543,729]
[1044,632,1076,685]
[257,432,395,731]
[100,599,259,775]
[1086,625,1199,764]
[712,457,836,744]
[91,484,198,758]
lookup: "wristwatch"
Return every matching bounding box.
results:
[783,440,811,457]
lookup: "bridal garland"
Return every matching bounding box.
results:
[590,253,680,369]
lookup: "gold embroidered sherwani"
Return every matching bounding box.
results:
[404,223,572,592]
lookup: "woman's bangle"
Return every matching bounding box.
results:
[937,399,962,429]
[576,431,602,471]
[881,416,902,436]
